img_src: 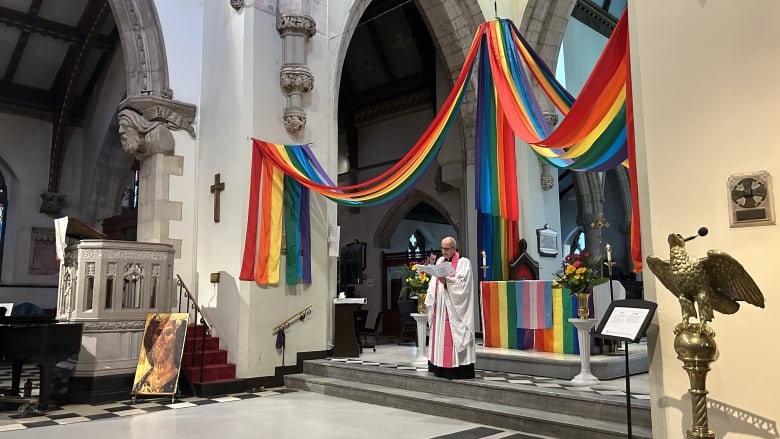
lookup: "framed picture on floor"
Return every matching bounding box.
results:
[131,313,189,396]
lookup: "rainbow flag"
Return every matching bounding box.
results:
[481,281,595,354]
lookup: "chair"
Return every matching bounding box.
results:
[360,312,382,352]
[397,300,418,345]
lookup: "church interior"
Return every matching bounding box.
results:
[0,0,778,438]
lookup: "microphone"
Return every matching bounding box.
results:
[683,227,708,242]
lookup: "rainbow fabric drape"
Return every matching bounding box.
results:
[481,281,595,354]
[241,12,641,285]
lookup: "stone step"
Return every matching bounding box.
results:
[285,372,652,439]
[299,359,650,428]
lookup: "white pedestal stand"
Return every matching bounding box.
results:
[568,318,600,386]
[410,313,429,367]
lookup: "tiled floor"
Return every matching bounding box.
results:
[0,344,647,438]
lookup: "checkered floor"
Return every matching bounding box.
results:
[327,357,651,401]
[0,364,294,431]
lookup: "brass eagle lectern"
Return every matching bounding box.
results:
[646,228,765,439]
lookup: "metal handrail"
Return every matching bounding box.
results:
[176,274,214,385]
[176,274,212,335]
[272,304,313,333]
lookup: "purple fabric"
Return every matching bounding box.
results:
[301,187,312,284]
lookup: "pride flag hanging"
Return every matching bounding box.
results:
[241,12,641,285]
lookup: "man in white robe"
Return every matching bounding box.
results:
[425,237,476,379]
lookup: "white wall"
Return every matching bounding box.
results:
[630,2,780,437]
[0,114,58,286]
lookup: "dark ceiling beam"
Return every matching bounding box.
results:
[0,5,113,51]
[2,0,43,83]
[47,0,111,193]
[0,82,54,111]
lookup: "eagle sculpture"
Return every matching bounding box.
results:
[646,232,765,334]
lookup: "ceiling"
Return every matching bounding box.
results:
[0,0,118,123]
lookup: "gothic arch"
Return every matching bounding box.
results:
[107,0,171,98]
[334,0,484,168]
[374,189,459,249]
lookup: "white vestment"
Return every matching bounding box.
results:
[425,254,475,368]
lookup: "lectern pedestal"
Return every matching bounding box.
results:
[332,298,367,357]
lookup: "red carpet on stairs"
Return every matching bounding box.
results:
[182,324,237,384]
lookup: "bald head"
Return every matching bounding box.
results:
[440,237,457,259]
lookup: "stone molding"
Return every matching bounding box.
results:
[109,0,171,97]
[82,320,147,331]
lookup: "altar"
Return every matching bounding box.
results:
[480,280,625,354]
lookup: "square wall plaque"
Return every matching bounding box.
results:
[727,170,775,228]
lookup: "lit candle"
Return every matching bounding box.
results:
[606,243,612,263]
[481,250,487,267]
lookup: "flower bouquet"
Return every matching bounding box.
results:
[553,251,608,318]
[397,262,431,300]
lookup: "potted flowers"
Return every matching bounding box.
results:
[553,251,608,318]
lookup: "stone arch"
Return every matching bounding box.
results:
[108,0,171,98]
[333,0,485,168]
[374,189,459,249]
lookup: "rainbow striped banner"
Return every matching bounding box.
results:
[240,12,642,285]
[481,281,595,354]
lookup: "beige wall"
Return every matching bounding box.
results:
[630,2,780,437]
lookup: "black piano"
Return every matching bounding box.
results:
[0,315,83,409]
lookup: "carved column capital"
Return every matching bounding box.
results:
[229,0,244,10]
[280,64,314,95]
[117,97,197,161]
[283,107,307,133]
[277,14,317,38]
[543,111,559,127]
[119,96,197,137]
[39,192,67,215]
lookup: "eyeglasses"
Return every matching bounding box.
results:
[441,246,454,250]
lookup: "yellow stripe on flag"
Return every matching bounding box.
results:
[497,282,508,348]
[552,286,564,353]
[267,166,284,284]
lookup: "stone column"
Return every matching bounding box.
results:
[277,7,316,133]
[116,96,196,254]
[540,112,559,191]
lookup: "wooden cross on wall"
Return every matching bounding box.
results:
[210,173,225,223]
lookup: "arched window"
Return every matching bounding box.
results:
[0,171,6,281]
